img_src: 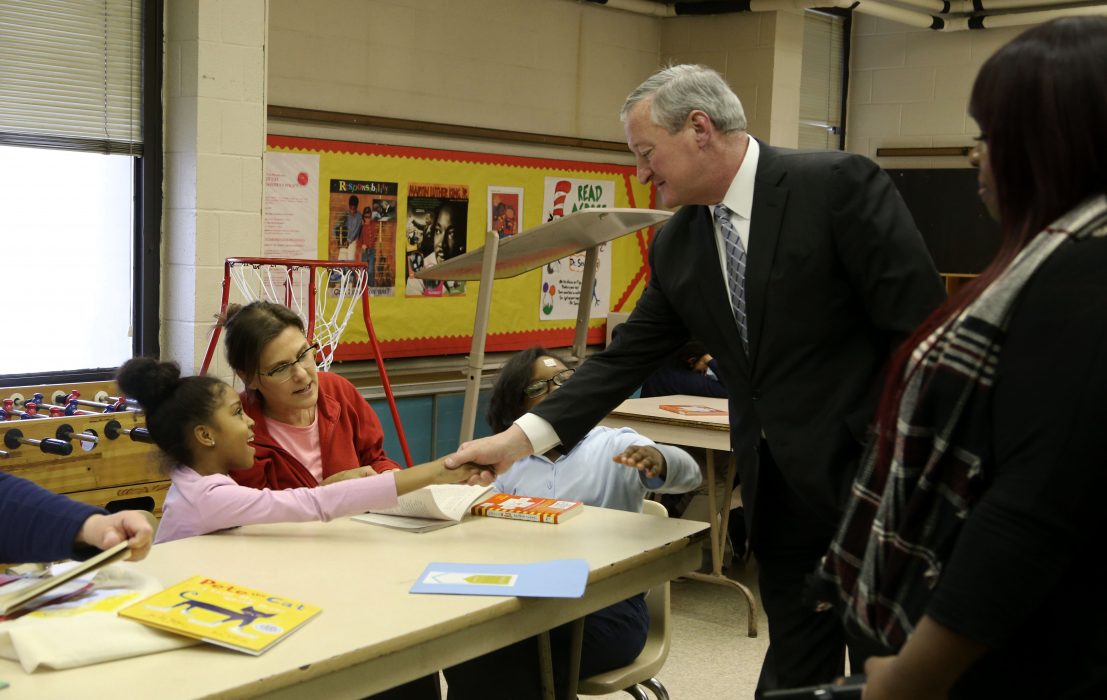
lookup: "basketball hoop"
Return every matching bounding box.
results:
[200,257,413,467]
[224,260,367,371]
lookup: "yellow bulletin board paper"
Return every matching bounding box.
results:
[118,575,320,655]
[266,136,658,360]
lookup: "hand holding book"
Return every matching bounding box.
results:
[0,541,132,616]
[76,510,156,562]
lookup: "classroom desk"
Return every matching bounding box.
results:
[0,507,706,699]
[599,395,759,637]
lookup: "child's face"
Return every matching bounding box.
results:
[205,384,256,472]
[523,356,572,412]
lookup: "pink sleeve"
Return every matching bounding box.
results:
[190,471,399,533]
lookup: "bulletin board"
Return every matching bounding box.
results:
[264,135,658,361]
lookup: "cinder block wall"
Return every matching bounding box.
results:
[846,16,1024,169]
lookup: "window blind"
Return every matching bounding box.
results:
[799,10,845,151]
[0,0,143,154]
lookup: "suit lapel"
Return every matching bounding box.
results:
[745,143,789,369]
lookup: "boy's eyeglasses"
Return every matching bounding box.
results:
[523,368,575,399]
[262,343,320,383]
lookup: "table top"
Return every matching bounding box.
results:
[414,208,672,281]
[0,507,706,699]
[600,395,731,451]
[606,395,730,428]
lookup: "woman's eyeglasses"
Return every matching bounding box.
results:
[262,343,320,383]
[523,368,575,399]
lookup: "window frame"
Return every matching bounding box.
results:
[0,0,162,386]
[803,7,852,151]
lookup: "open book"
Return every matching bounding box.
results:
[0,540,130,617]
[353,484,494,533]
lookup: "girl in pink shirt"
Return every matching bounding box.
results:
[115,358,481,543]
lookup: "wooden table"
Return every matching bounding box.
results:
[0,507,706,699]
[599,395,758,637]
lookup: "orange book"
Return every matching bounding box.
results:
[658,404,727,416]
[471,493,583,524]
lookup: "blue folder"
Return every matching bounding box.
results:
[410,559,589,598]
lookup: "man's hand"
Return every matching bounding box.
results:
[444,425,535,486]
[614,444,666,480]
[321,466,377,485]
[77,511,155,561]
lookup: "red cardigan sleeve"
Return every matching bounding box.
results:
[320,373,402,475]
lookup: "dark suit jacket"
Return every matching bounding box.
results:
[532,142,945,530]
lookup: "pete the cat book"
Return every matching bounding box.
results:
[118,575,320,655]
[471,493,583,524]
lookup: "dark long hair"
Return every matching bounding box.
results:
[872,17,1107,466]
[116,357,225,466]
[221,301,305,384]
[487,346,550,433]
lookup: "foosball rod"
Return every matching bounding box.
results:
[103,419,153,443]
[55,422,100,446]
[1,400,48,420]
[3,428,73,456]
[29,393,93,417]
[56,391,136,413]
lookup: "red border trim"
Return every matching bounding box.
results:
[269,135,636,175]
[333,327,608,361]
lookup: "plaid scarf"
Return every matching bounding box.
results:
[816,194,1107,651]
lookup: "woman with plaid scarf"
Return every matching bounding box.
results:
[817,17,1107,699]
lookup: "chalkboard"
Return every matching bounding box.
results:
[885,168,1001,274]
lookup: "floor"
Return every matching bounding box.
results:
[435,558,768,700]
[583,559,769,699]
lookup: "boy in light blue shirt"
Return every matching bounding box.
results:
[444,346,701,700]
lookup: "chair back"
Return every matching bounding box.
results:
[577,499,673,697]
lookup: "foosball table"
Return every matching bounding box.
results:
[0,380,168,517]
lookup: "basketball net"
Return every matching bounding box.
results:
[226,261,368,371]
[199,257,413,468]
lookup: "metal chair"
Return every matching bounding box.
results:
[578,499,673,700]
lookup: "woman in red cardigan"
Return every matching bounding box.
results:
[218,301,446,700]
[220,301,400,490]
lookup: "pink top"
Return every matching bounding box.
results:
[155,466,399,543]
[265,413,324,483]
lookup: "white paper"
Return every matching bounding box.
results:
[263,152,320,259]
[351,513,458,533]
[363,484,493,522]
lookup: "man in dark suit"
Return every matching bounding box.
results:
[448,64,945,693]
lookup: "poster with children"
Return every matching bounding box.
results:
[362,185,398,296]
[539,177,614,321]
[488,186,522,238]
[328,179,398,296]
[405,183,469,297]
